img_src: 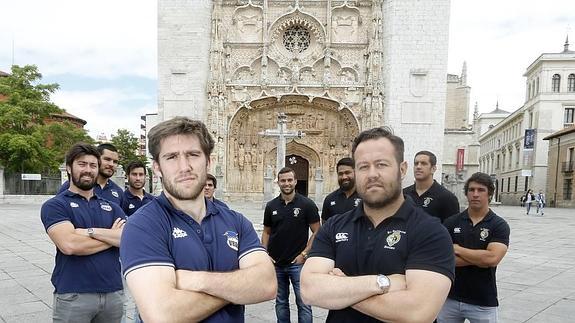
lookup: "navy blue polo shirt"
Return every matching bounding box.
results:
[121,189,155,216]
[40,190,126,294]
[120,193,265,323]
[321,188,361,223]
[309,199,455,322]
[443,209,510,307]
[263,193,320,267]
[403,180,460,222]
[58,179,124,206]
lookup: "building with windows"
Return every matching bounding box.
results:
[543,126,575,207]
[479,37,575,205]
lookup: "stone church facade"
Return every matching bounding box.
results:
[157,0,451,200]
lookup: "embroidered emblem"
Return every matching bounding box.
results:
[70,202,79,208]
[335,232,349,243]
[100,203,112,212]
[330,201,336,206]
[223,231,239,251]
[172,227,188,238]
[272,210,278,215]
[454,227,461,234]
[480,228,490,241]
[128,204,135,209]
[423,197,433,207]
[354,198,361,207]
[293,207,301,217]
[385,230,405,249]
[111,190,119,198]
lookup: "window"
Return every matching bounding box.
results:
[507,177,511,192]
[565,107,575,126]
[552,74,561,92]
[515,175,518,192]
[536,77,539,93]
[501,178,505,192]
[509,150,513,168]
[569,74,575,92]
[564,179,572,200]
[283,26,310,53]
[524,176,529,192]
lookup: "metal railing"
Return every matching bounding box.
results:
[562,161,574,173]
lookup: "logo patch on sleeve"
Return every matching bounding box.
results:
[223,231,239,251]
[330,201,336,206]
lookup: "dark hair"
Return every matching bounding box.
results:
[126,160,146,175]
[337,157,354,169]
[147,117,215,161]
[277,167,296,179]
[464,172,495,198]
[97,143,118,154]
[351,127,404,164]
[65,143,101,168]
[415,150,437,166]
[206,173,217,188]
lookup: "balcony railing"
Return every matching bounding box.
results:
[562,161,574,173]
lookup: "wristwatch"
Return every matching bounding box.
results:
[87,228,95,238]
[376,274,390,294]
[300,251,308,259]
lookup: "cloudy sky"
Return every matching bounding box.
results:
[0,0,573,139]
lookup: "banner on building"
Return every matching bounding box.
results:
[456,148,465,172]
[524,129,536,150]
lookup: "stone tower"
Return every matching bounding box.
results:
[157,0,452,199]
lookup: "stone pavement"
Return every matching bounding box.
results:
[1,200,574,322]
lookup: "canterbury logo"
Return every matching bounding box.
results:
[335,232,349,243]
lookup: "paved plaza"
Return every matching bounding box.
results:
[1,199,574,322]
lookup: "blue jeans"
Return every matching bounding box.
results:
[275,263,312,323]
[437,298,498,323]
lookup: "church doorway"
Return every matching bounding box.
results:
[286,154,309,196]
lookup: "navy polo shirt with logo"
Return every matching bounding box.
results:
[121,190,155,216]
[403,180,460,222]
[120,193,265,323]
[321,188,361,223]
[443,209,510,307]
[58,179,124,206]
[40,190,126,294]
[264,193,320,267]
[309,199,455,322]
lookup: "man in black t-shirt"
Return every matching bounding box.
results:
[262,167,321,323]
[439,172,510,323]
[322,157,361,224]
[404,151,460,222]
[301,127,454,323]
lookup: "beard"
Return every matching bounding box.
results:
[71,171,96,191]
[280,185,295,195]
[129,180,145,190]
[161,172,206,201]
[358,171,402,209]
[338,177,355,191]
[99,167,114,179]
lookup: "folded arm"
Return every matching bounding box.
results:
[454,242,508,268]
[75,218,126,247]
[176,250,277,304]
[47,222,111,255]
[300,257,406,310]
[126,266,228,323]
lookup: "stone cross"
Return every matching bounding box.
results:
[259,112,305,171]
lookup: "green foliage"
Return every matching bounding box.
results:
[110,128,147,168]
[0,65,92,173]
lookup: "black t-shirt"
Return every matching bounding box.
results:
[321,188,361,223]
[263,193,320,267]
[403,180,460,222]
[310,199,455,322]
[443,209,510,307]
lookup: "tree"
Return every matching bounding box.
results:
[110,128,147,168]
[0,65,92,173]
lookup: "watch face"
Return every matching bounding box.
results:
[377,275,390,289]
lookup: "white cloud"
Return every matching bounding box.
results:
[51,88,156,140]
[0,0,157,78]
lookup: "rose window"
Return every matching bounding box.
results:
[283,26,310,53]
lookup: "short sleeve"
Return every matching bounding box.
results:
[407,220,455,281]
[263,203,272,227]
[444,194,461,222]
[489,218,510,246]
[120,213,174,277]
[40,199,71,231]
[321,197,332,221]
[442,214,457,241]
[308,220,335,260]
[306,200,320,225]
[237,213,266,260]
[113,204,127,221]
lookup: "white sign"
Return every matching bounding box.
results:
[521,170,532,177]
[21,174,42,181]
